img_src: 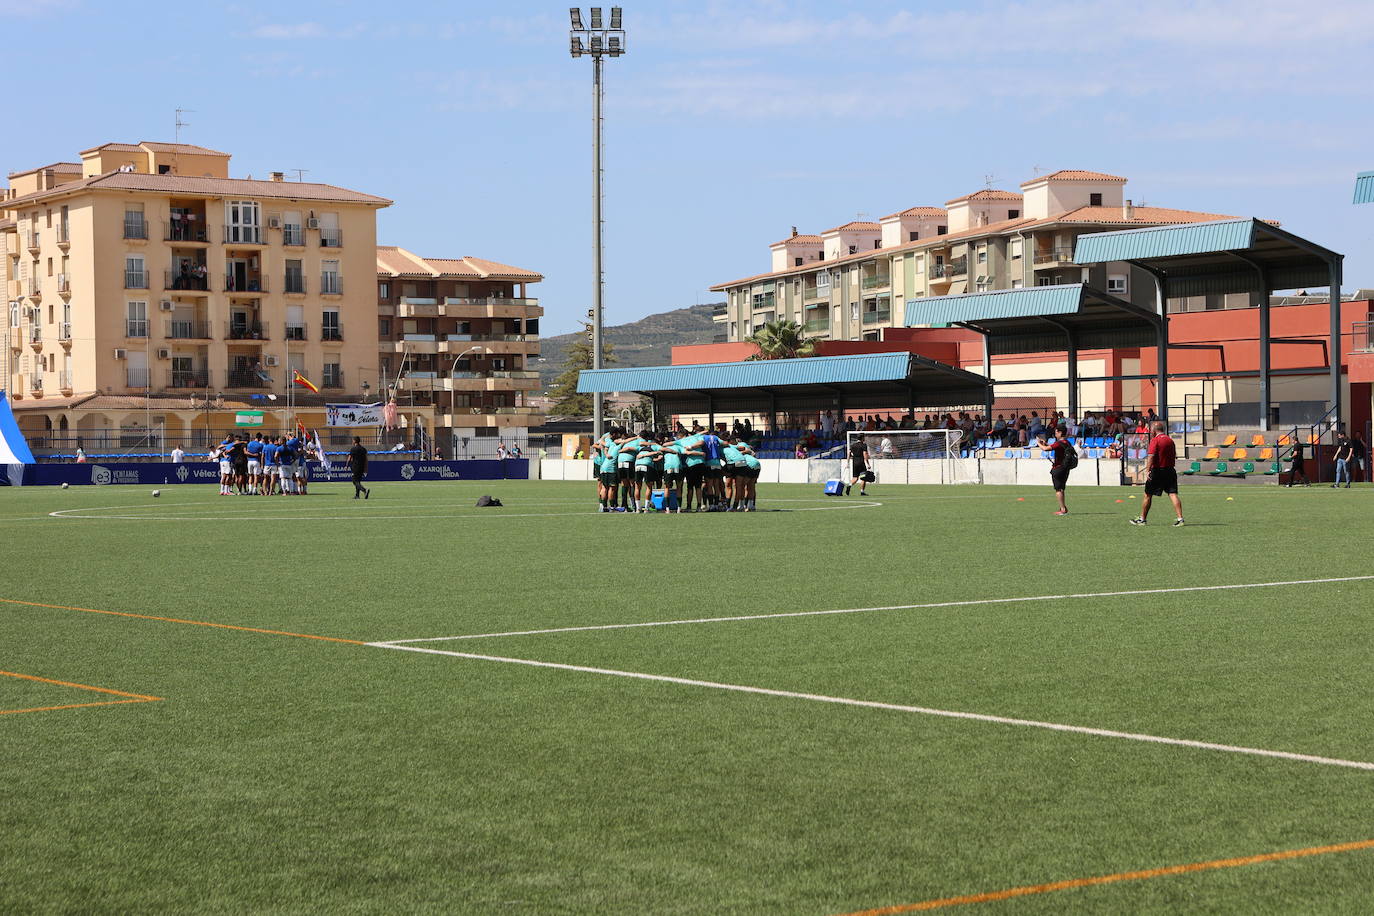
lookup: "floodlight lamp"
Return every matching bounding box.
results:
[608,36,622,55]
[610,6,621,28]
[570,35,584,56]
[590,34,603,52]
[569,7,583,29]
[590,6,602,28]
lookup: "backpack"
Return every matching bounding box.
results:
[1063,442,1079,470]
[475,495,503,507]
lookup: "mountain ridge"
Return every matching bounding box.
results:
[538,302,724,388]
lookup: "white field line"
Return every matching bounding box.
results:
[366,642,1374,772]
[374,575,1374,645]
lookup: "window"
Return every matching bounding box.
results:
[284,259,304,294]
[850,303,859,322]
[936,226,947,235]
[126,301,148,337]
[1107,275,1127,294]
[1007,209,1020,219]
[321,309,342,341]
[9,302,18,328]
[124,204,147,239]
[226,200,261,244]
[1012,279,1024,289]
[286,304,305,340]
[378,282,390,299]
[282,210,303,246]
[287,352,305,375]
[909,231,918,242]
[158,164,172,174]
[323,362,342,388]
[318,212,341,248]
[794,257,802,267]
[977,247,987,263]
[320,260,341,295]
[1010,238,1023,259]
[873,240,881,249]
[976,283,989,292]
[125,255,147,289]
[379,318,391,337]
[1089,193,1103,206]
[1036,277,1052,287]
[848,245,857,255]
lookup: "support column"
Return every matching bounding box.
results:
[1330,258,1344,428]
[1065,332,1079,420]
[1258,287,1272,430]
[982,331,994,420]
[706,393,715,431]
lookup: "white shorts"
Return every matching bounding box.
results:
[295,462,307,478]
[247,460,261,473]
[218,460,231,475]
[278,465,292,480]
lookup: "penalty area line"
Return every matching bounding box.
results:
[373,574,1374,645]
[365,643,1374,772]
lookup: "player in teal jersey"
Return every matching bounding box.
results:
[740,450,761,511]
[616,430,645,511]
[660,439,686,513]
[599,428,625,511]
[675,433,707,512]
[721,437,747,511]
[633,435,662,511]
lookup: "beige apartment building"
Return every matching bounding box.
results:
[377,247,543,458]
[711,170,1238,343]
[1,141,389,449]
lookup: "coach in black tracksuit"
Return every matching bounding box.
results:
[347,437,370,499]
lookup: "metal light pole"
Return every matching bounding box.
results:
[570,7,625,441]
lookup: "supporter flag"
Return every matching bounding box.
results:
[312,430,331,472]
[293,370,319,393]
[234,410,264,427]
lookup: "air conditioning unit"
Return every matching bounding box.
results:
[265,355,280,367]
[268,216,282,229]
[159,300,175,311]
[156,348,171,360]
[306,218,320,230]
[113,348,127,360]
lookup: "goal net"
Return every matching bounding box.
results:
[846,429,978,483]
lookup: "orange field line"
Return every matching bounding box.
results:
[0,669,164,717]
[838,838,1374,914]
[0,699,157,716]
[0,596,365,645]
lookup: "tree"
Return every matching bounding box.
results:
[746,319,817,360]
[548,323,616,416]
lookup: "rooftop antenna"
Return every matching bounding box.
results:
[174,108,194,175]
[983,173,997,190]
[291,169,308,182]
[1031,164,1049,176]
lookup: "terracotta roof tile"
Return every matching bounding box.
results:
[79,142,142,154]
[138,141,231,156]
[945,189,1024,205]
[376,246,438,277]
[6,161,81,180]
[1036,204,1232,226]
[880,206,947,219]
[1022,170,1128,185]
[822,221,880,233]
[376,247,541,282]
[0,170,391,209]
[769,234,822,247]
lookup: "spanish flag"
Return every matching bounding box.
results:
[292,370,319,393]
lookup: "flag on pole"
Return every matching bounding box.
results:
[293,370,319,393]
[234,410,264,427]
[312,430,331,471]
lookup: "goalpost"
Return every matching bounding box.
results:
[847,429,978,484]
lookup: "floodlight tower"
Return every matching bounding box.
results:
[570,7,625,440]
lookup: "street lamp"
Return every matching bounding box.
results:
[360,380,370,403]
[570,7,625,441]
[448,345,489,376]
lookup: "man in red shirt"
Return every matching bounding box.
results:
[1132,421,1184,527]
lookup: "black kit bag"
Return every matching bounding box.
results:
[475,495,503,507]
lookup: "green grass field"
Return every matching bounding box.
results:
[3,478,1374,914]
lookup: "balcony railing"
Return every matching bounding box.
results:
[803,318,830,333]
[322,370,344,389]
[126,319,148,338]
[320,276,343,295]
[282,226,305,246]
[123,219,148,240]
[224,224,263,244]
[126,368,150,388]
[226,369,267,389]
[493,406,542,416]
[28,326,41,343]
[949,256,968,277]
[58,322,71,340]
[57,274,71,293]
[321,325,343,342]
[59,369,72,389]
[284,275,306,294]
[26,231,40,250]
[165,269,210,291]
[284,323,307,341]
[226,322,267,340]
[27,278,41,297]
[125,270,149,289]
[802,285,824,300]
[166,320,212,339]
[861,275,891,290]
[1034,247,1076,265]
[57,225,70,245]
[442,297,541,308]
[712,304,728,318]
[164,219,210,243]
[30,374,43,390]
[1354,321,1374,353]
[928,264,952,280]
[751,293,776,310]
[224,276,266,293]
[169,370,210,388]
[445,333,535,343]
[862,309,892,325]
[319,228,343,248]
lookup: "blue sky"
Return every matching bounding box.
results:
[4,0,1373,334]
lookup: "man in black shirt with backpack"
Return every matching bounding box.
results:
[1037,426,1076,516]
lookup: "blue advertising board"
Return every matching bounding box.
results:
[18,459,528,487]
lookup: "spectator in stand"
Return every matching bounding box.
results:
[794,442,808,459]
[900,413,915,429]
[75,447,87,463]
[1028,412,1046,442]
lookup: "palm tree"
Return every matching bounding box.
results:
[746,319,817,360]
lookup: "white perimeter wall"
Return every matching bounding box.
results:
[536,459,1125,487]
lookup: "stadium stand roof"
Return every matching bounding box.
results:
[1356,171,1374,205]
[577,352,991,418]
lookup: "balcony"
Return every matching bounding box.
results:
[319,276,343,296]
[862,309,892,325]
[394,335,439,354]
[949,256,968,277]
[166,320,213,340]
[226,369,267,389]
[164,219,210,243]
[319,228,343,248]
[712,304,728,318]
[284,322,307,342]
[398,298,440,318]
[803,318,830,333]
[322,370,344,389]
[29,374,43,392]
[282,225,305,247]
[441,297,543,320]
[802,285,826,302]
[1034,246,1076,267]
[168,369,210,388]
[861,274,891,290]
[440,409,544,429]
[125,270,149,290]
[58,369,72,391]
[123,220,148,241]
[223,225,264,245]
[27,278,41,299]
[1354,321,1374,353]
[321,325,343,342]
[126,368,150,388]
[928,264,953,280]
[224,276,266,294]
[751,293,776,311]
[58,322,72,342]
[126,319,148,338]
[440,334,539,356]
[283,275,306,295]
[165,269,210,292]
[26,231,40,253]
[226,321,267,341]
[57,225,70,248]
[435,370,542,392]
[57,274,72,297]
[28,326,42,348]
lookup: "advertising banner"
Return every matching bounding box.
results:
[326,403,385,427]
[22,459,529,486]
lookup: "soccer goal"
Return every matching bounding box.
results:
[848,429,978,484]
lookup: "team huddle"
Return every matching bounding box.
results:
[592,426,761,512]
[212,432,319,496]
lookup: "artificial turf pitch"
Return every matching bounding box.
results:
[2,479,1373,914]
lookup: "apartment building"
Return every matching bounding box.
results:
[711,170,1240,343]
[377,247,543,457]
[1,141,389,446]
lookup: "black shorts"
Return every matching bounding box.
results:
[599,470,618,487]
[664,472,683,488]
[1050,467,1070,491]
[706,465,724,480]
[1144,467,1178,496]
[685,465,705,485]
[617,466,634,481]
[232,461,248,476]
[635,467,653,481]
